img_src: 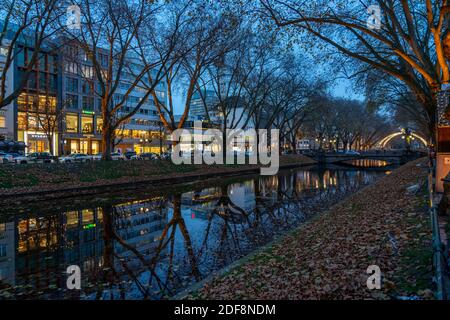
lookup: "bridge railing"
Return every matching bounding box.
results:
[427,156,449,300]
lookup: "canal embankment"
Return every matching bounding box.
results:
[183,158,438,300]
[0,155,315,202]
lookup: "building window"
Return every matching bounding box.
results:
[82,96,94,111]
[65,61,78,74]
[91,141,100,154]
[81,80,93,94]
[81,65,94,79]
[66,94,79,109]
[0,116,5,128]
[66,77,78,93]
[66,212,79,227]
[96,117,103,133]
[66,114,79,133]
[81,115,94,134]
[99,53,108,68]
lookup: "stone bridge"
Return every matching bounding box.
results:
[309,150,426,165]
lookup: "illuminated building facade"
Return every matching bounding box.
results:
[13,44,60,154]
[2,30,170,156]
[60,43,170,155]
[0,40,15,141]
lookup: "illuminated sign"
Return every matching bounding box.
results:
[83,223,96,230]
[82,110,95,115]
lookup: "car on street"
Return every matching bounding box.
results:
[132,152,159,160]
[0,152,14,164]
[59,153,93,163]
[93,152,126,161]
[111,152,126,161]
[344,150,361,156]
[7,153,24,159]
[160,152,171,160]
[124,151,137,160]
[15,152,55,164]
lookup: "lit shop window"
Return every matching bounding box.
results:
[66,114,79,133]
[82,210,94,224]
[66,211,79,227]
[81,115,94,134]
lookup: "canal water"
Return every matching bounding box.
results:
[0,165,392,299]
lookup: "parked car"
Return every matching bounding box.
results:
[59,153,93,163]
[111,152,126,161]
[160,152,171,160]
[345,150,361,156]
[133,152,159,160]
[0,152,14,164]
[7,153,24,159]
[15,152,55,164]
[124,151,137,160]
[92,152,126,161]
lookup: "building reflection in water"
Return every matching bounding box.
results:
[0,167,388,299]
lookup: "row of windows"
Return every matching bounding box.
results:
[20,70,57,93]
[17,47,57,73]
[68,77,89,93]
[65,46,109,68]
[65,113,163,137]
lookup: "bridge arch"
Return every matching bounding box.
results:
[377,132,428,149]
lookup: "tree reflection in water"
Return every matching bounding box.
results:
[0,167,387,299]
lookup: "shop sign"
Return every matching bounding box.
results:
[28,134,47,140]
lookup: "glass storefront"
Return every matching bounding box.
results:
[66,114,79,133]
[91,141,100,154]
[29,140,48,153]
[133,145,166,154]
[65,139,102,155]
[80,140,88,154]
[81,115,94,134]
[24,133,58,154]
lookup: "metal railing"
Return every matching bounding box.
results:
[427,157,448,300]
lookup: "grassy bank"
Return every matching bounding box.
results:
[187,158,434,300]
[0,155,315,196]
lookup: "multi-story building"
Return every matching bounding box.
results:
[113,63,169,155]
[0,40,15,141]
[189,89,219,121]
[60,44,102,155]
[15,43,60,154]
[1,24,170,156]
[60,43,170,155]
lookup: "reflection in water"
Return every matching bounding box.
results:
[0,167,389,299]
[344,159,390,167]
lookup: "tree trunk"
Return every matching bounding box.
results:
[48,135,54,156]
[102,129,113,161]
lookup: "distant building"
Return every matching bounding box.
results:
[189,89,219,121]
[0,40,15,141]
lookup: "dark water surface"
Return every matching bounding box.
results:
[0,165,391,299]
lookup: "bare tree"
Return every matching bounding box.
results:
[261,0,450,139]
[36,96,65,155]
[0,0,62,110]
[140,0,243,144]
[63,0,178,160]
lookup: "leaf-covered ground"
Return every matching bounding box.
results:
[191,158,435,300]
[0,155,315,195]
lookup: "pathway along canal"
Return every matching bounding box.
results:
[0,164,394,299]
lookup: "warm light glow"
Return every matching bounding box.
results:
[378,132,427,148]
